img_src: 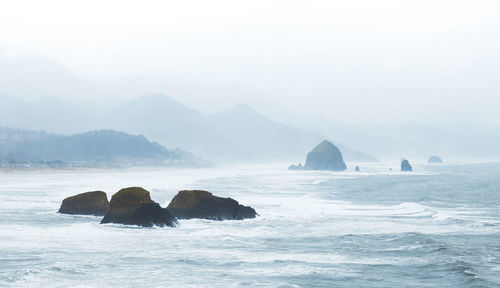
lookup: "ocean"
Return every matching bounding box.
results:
[0,162,499,287]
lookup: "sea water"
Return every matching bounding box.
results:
[0,162,499,287]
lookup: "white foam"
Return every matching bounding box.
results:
[1,164,499,287]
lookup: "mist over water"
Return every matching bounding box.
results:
[1,1,500,287]
[2,1,500,129]
[1,162,499,287]
[2,1,500,161]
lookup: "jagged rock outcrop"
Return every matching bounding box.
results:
[401,159,413,171]
[167,190,257,220]
[428,155,443,163]
[289,140,346,171]
[58,191,109,216]
[100,187,177,227]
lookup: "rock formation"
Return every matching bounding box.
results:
[167,190,257,220]
[100,187,177,227]
[401,159,413,171]
[58,191,109,216]
[355,166,360,172]
[288,140,346,171]
[428,155,443,163]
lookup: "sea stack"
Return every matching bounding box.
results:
[58,191,109,216]
[428,155,443,163]
[101,187,177,227]
[167,190,257,220]
[355,166,360,172]
[401,159,413,171]
[288,140,347,171]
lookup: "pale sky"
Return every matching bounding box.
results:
[1,0,499,127]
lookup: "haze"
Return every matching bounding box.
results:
[1,0,500,162]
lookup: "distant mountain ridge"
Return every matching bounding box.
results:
[0,127,209,168]
[108,94,376,163]
[0,94,91,134]
[0,93,376,163]
[0,57,375,163]
[2,56,500,161]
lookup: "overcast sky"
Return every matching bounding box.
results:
[1,0,499,128]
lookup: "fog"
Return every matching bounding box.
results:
[1,0,500,163]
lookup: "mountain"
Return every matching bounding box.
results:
[0,128,209,168]
[109,96,376,163]
[0,57,98,103]
[109,93,204,145]
[320,122,500,161]
[0,57,376,163]
[0,94,93,134]
[250,106,500,161]
[0,93,376,163]
[202,104,324,162]
[2,57,500,162]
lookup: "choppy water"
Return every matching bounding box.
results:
[0,162,499,287]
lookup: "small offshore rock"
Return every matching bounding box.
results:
[401,159,413,171]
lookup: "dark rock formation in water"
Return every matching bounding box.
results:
[58,191,109,216]
[101,187,177,227]
[401,159,413,171]
[288,140,347,171]
[306,140,347,171]
[167,190,257,220]
[355,166,360,172]
[428,155,443,163]
[304,140,346,171]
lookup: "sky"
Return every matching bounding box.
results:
[1,0,499,128]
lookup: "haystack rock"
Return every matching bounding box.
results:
[58,191,109,216]
[167,190,257,220]
[304,140,347,171]
[100,187,177,227]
